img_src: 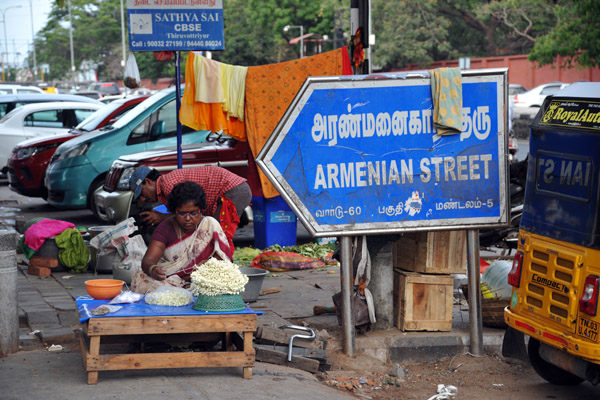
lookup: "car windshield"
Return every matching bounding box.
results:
[75,102,122,132]
[111,89,171,129]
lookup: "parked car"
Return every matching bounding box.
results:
[45,85,211,213]
[7,95,149,199]
[73,91,102,100]
[100,94,126,104]
[513,81,569,108]
[0,93,102,119]
[0,101,103,177]
[94,132,263,222]
[508,84,527,96]
[87,82,121,97]
[0,84,46,95]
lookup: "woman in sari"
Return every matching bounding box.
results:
[131,181,233,293]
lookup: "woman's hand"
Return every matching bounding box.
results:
[142,240,167,279]
[149,265,166,281]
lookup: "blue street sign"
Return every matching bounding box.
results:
[126,0,224,52]
[257,69,510,237]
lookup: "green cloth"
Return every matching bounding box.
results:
[55,228,89,273]
[430,67,463,135]
[19,217,47,260]
[18,235,37,259]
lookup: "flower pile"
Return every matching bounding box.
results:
[190,257,249,296]
[145,288,193,306]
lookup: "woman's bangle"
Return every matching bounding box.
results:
[148,265,157,276]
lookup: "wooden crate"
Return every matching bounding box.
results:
[393,231,466,274]
[393,269,454,332]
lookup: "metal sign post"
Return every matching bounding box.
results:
[256,69,509,354]
[126,0,225,168]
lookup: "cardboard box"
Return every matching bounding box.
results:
[393,231,466,274]
[393,269,454,331]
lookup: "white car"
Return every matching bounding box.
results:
[513,81,569,108]
[0,101,103,173]
[0,84,46,95]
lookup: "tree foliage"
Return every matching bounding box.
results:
[31,0,599,82]
[528,0,600,68]
[371,0,453,70]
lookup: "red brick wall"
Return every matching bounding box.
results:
[395,54,600,90]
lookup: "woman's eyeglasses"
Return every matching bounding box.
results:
[176,209,201,218]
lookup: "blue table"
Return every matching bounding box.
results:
[76,296,260,384]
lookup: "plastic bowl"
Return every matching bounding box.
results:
[84,279,124,300]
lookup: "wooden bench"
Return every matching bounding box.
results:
[78,313,257,384]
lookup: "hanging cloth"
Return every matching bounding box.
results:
[430,67,463,136]
[244,47,353,198]
[180,52,246,138]
[193,55,224,103]
[352,236,376,324]
[221,63,248,121]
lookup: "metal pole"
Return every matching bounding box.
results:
[175,51,183,169]
[0,231,19,356]
[29,0,37,76]
[467,229,483,356]
[120,0,126,67]
[68,0,75,85]
[299,26,303,59]
[340,236,355,356]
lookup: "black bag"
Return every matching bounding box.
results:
[332,290,371,328]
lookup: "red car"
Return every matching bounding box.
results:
[94,132,263,223]
[7,95,149,199]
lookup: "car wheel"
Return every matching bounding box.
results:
[88,177,106,221]
[528,338,584,385]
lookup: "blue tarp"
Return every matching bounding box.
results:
[77,296,262,323]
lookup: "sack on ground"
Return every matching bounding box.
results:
[250,251,327,272]
[332,290,371,327]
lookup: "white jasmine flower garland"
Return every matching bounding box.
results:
[190,257,249,296]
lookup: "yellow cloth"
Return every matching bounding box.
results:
[180,52,246,138]
[245,48,351,198]
[221,63,247,121]
[430,67,463,135]
[193,54,224,103]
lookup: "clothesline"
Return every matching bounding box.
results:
[179,48,353,198]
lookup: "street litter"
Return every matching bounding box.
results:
[493,383,504,386]
[427,384,458,400]
[47,344,63,351]
[28,330,40,336]
[62,275,74,279]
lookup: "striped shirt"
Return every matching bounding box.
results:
[156,166,246,217]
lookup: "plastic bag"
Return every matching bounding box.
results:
[145,286,194,306]
[89,218,147,284]
[91,304,123,316]
[124,53,141,89]
[109,290,144,304]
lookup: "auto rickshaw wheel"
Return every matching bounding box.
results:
[528,338,584,386]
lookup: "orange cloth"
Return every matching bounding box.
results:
[180,52,246,138]
[244,48,352,198]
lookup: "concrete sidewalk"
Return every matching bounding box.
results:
[2,219,507,398]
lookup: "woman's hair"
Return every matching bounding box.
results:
[166,181,207,213]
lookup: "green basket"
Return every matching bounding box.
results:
[192,293,246,312]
